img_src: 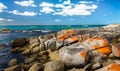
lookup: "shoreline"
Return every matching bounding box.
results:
[0,24,120,71]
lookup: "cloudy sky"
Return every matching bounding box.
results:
[0,0,120,25]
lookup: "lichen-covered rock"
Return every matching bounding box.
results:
[59,47,89,67]
[64,36,79,45]
[44,61,64,71]
[28,63,42,71]
[8,58,17,66]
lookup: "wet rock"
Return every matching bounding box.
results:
[44,61,64,71]
[8,58,17,66]
[24,57,35,64]
[28,63,42,71]
[4,65,20,71]
[11,38,27,47]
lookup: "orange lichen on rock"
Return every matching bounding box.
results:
[57,34,68,41]
[96,46,111,55]
[108,63,120,71]
[70,36,78,42]
[57,29,74,41]
[96,63,120,71]
[93,45,100,49]
[95,38,108,47]
[66,29,74,35]
[80,51,87,63]
[112,44,120,57]
[82,34,90,41]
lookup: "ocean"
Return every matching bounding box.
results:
[0,25,105,70]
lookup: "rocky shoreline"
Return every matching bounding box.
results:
[2,24,120,71]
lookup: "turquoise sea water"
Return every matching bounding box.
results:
[0,25,105,70]
[0,25,105,31]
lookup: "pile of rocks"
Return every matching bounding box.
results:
[5,25,120,71]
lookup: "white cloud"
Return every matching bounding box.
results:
[63,0,71,5]
[7,19,14,22]
[0,18,5,21]
[0,3,7,13]
[53,4,97,16]
[39,2,54,7]
[40,7,55,14]
[55,19,61,22]
[14,0,37,7]
[0,18,14,22]
[79,1,93,4]
[9,10,37,16]
[39,0,98,16]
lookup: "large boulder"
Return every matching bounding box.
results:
[44,61,64,71]
[28,63,42,71]
[11,38,27,47]
[59,47,89,67]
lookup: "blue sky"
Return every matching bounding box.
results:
[0,0,120,25]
